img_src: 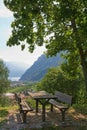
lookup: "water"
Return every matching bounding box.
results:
[8,77,20,81]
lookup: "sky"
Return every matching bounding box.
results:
[0,0,45,67]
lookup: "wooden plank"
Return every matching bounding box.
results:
[55,91,72,105]
[19,101,33,123]
[20,101,33,111]
[49,99,68,109]
[49,91,72,122]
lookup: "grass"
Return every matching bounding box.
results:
[0,96,11,107]
[7,85,33,93]
[26,97,36,108]
[0,109,8,118]
[0,96,18,128]
[73,104,87,115]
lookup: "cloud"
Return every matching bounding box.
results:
[0,45,46,65]
[0,0,13,18]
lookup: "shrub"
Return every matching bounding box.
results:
[0,96,11,107]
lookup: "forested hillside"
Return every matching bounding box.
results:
[20,53,62,82]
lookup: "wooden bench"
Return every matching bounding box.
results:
[14,93,21,104]
[19,101,33,123]
[49,91,72,123]
[14,93,33,123]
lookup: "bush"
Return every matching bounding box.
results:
[0,96,11,107]
[73,104,87,114]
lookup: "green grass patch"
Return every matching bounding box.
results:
[0,108,8,127]
[7,85,33,93]
[26,98,36,109]
[26,97,50,110]
[0,102,18,128]
[0,109,8,118]
[73,104,87,114]
[0,96,11,107]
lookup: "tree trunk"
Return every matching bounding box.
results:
[71,18,87,96]
[79,48,87,96]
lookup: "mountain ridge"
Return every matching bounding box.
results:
[20,53,63,82]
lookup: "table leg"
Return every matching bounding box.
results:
[42,104,46,122]
[50,104,53,111]
[36,99,39,113]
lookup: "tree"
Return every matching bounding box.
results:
[4,0,87,94]
[37,67,84,103]
[0,60,10,95]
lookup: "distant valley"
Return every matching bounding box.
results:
[20,53,63,82]
[4,53,63,82]
[4,61,30,79]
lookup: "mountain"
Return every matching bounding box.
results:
[20,53,63,82]
[4,61,29,78]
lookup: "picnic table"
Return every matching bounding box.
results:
[28,91,57,122]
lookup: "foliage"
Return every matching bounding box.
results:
[0,109,8,117]
[76,86,87,104]
[73,104,87,115]
[37,66,84,103]
[0,108,8,128]
[26,98,36,109]
[0,60,10,95]
[0,99,18,128]
[7,84,33,93]
[4,0,87,54]
[4,0,87,94]
[0,97,12,127]
[0,97,11,107]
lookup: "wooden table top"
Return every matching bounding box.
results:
[28,91,57,99]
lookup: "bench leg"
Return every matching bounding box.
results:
[36,99,39,113]
[42,104,46,122]
[50,104,53,112]
[22,112,27,123]
[60,109,66,122]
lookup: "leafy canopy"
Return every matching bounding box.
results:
[4,0,87,54]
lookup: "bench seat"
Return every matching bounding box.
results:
[14,93,33,123]
[49,91,72,123]
[19,101,33,123]
[20,101,33,111]
[49,99,68,109]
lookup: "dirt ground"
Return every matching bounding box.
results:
[1,93,87,130]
